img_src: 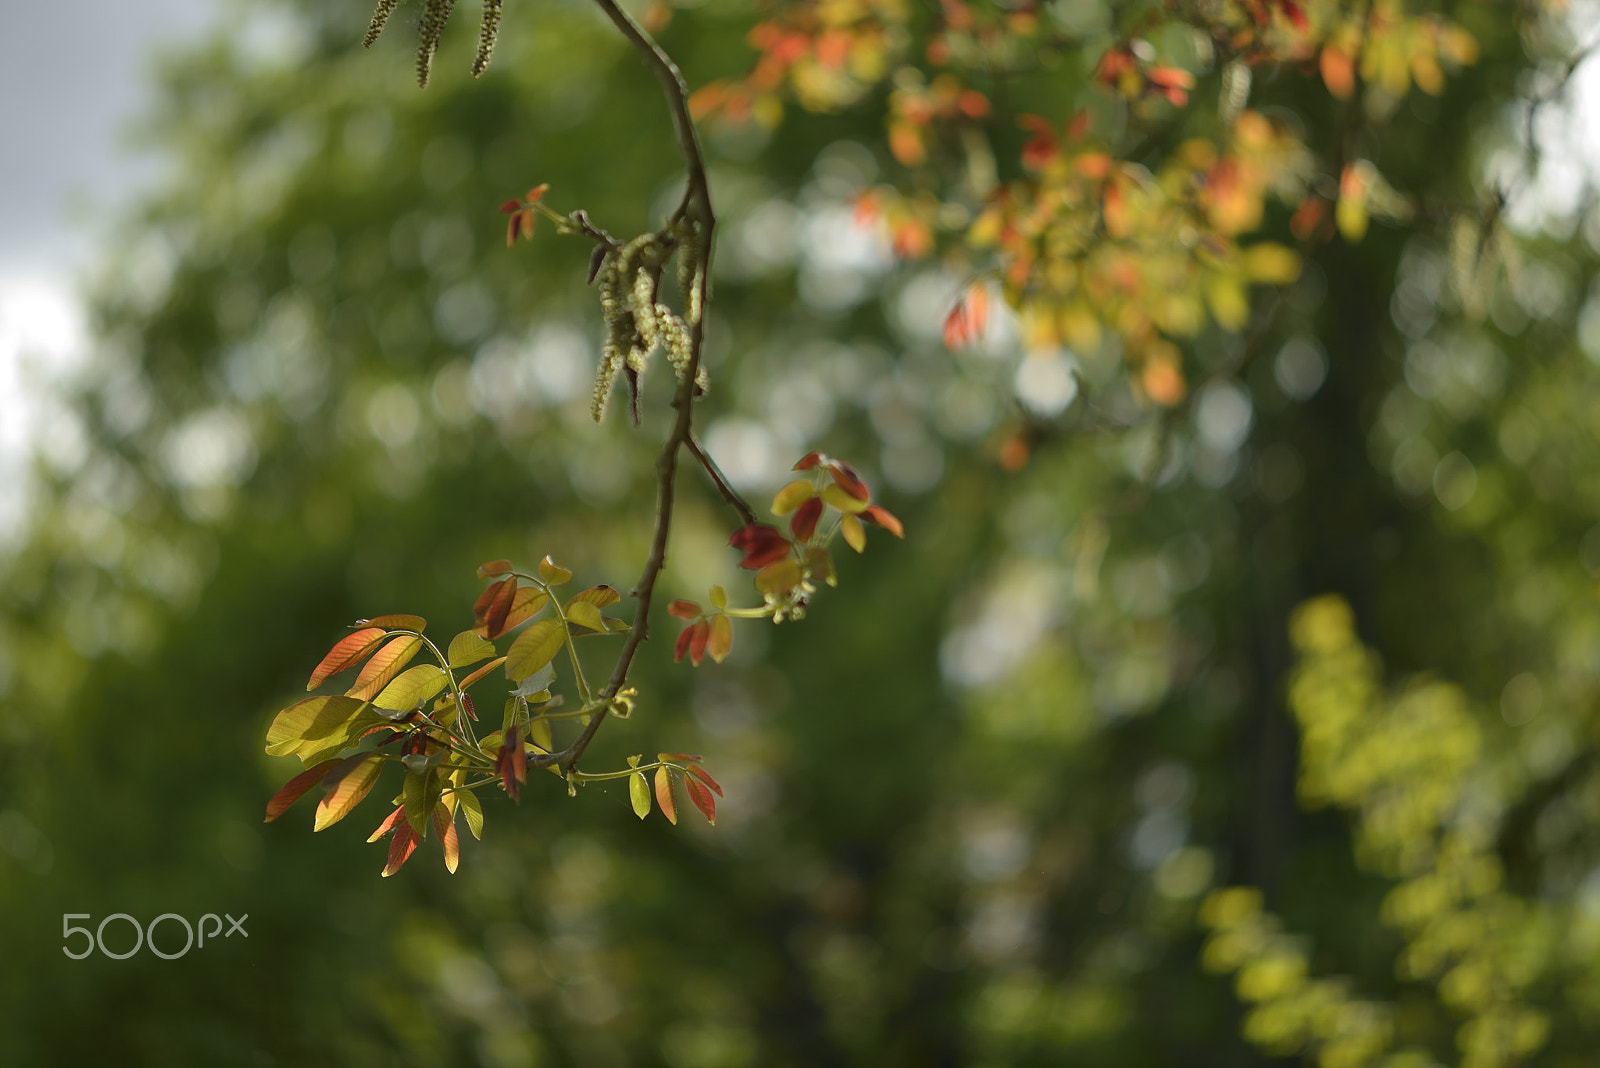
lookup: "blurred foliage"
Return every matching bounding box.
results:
[5,0,1600,1066]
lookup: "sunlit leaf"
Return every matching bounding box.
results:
[264,759,339,822]
[477,559,513,578]
[403,769,444,835]
[347,636,424,700]
[655,766,678,824]
[630,771,651,819]
[840,513,866,553]
[822,483,871,514]
[479,576,517,639]
[458,656,507,691]
[687,764,724,797]
[529,716,553,753]
[793,452,825,471]
[447,630,496,669]
[538,554,573,585]
[685,776,717,825]
[599,616,631,633]
[460,789,484,840]
[375,664,448,712]
[566,601,605,632]
[314,754,384,832]
[506,619,564,681]
[266,695,385,763]
[381,822,419,877]
[433,803,460,873]
[568,585,621,609]
[707,614,733,663]
[1241,243,1301,285]
[367,804,405,843]
[307,628,386,690]
[360,614,426,632]
[500,586,550,632]
[771,479,816,515]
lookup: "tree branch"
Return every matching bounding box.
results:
[688,433,757,527]
[534,0,717,774]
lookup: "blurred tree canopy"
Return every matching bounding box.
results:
[5,0,1600,1065]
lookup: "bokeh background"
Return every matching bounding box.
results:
[8,0,1600,1065]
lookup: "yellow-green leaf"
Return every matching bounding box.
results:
[708,614,733,664]
[756,558,803,597]
[506,619,563,681]
[822,484,871,514]
[460,789,484,840]
[566,601,604,632]
[771,479,815,515]
[347,636,423,700]
[630,771,651,819]
[807,546,837,587]
[1205,275,1250,331]
[314,754,384,832]
[567,585,621,609]
[840,513,866,553]
[266,696,377,762]
[403,770,443,835]
[709,585,727,610]
[1241,243,1301,285]
[529,717,553,753]
[375,664,447,712]
[538,555,573,585]
[447,630,496,669]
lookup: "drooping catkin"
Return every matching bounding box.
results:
[365,0,401,47]
[416,0,458,87]
[474,0,502,77]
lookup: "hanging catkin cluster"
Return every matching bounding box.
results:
[364,0,504,87]
[590,234,704,423]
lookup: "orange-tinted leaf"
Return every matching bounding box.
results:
[707,614,733,664]
[674,621,700,663]
[690,620,711,666]
[480,577,518,639]
[347,636,424,701]
[433,803,460,874]
[538,555,573,585]
[771,479,816,515]
[501,586,549,632]
[655,766,678,825]
[828,461,871,501]
[474,575,511,624]
[687,763,724,797]
[730,524,791,569]
[381,822,419,877]
[840,514,866,553]
[368,804,405,842]
[307,628,386,690]
[658,752,703,762]
[506,619,563,681]
[477,559,514,578]
[755,558,803,597]
[790,496,825,541]
[567,585,622,609]
[1321,45,1355,99]
[668,600,701,620]
[361,614,426,632]
[497,725,526,801]
[685,776,717,825]
[264,759,339,822]
[861,505,904,538]
[526,182,550,204]
[793,452,825,471]
[943,284,989,349]
[498,200,522,215]
[458,656,507,691]
[314,754,384,832]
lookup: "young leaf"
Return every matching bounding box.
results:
[793,452,825,471]
[861,505,904,538]
[381,822,419,877]
[630,771,651,819]
[433,803,460,874]
[477,559,513,578]
[729,524,791,569]
[654,766,678,825]
[807,546,837,587]
[506,619,564,681]
[685,776,717,825]
[790,496,825,541]
[538,555,574,585]
[314,754,384,832]
[459,789,484,840]
[755,558,803,597]
[266,696,375,761]
[458,656,508,691]
[307,628,386,690]
[822,483,871,514]
[566,601,605,632]
[264,759,340,822]
[771,479,816,515]
[827,461,871,501]
[708,614,733,664]
[668,600,702,619]
[361,614,427,632]
[403,770,444,835]
[840,513,867,553]
[347,636,424,700]
[375,664,448,712]
[709,585,727,610]
[568,585,622,609]
[368,804,405,843]
[480,576,518,639]
[501,586,550,632]
[447,630,496,669]
[528,716,553,753]
[474,575,511,624]
[687,763,724,797]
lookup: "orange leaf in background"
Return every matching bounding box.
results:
[957,90,990,118]
[943,283,989,349]
[307,628,386,690]
[381,822,419,877]
[687,764,724,797]
[998,434,1030,471]
[861,505,904,538]
[686,776,717,825]
[815,27,851,69]
[655,766,678,825]
[791,496,825,542]
[1019,114,1058,170]
[1141,355,1187,407]
[347,636,423,701]
[264,759,339,822]
[1321,46,1355,99]
[1291,195,1329,241]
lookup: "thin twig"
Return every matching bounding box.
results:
[687,433,757,526]
[531,0,717,773]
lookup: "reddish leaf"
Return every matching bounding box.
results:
[793,452,826,471]
[477,558,514,577]
[685,776,717,825]
[307,628,386,690]
[828,461,871,502]
[496,725,526,802]
[481,577,517,639]
[264,759,340,822]
[347,636,424,701]
[473,576,512,624]
[668,600,702,620]
[658,752,704,762]
[458,656,508,691]
[497,199,522,214]
[689,620,710,667]
[943,284,989,349]
[655,766,678,825]
[367,804,405,842]
[674,622,698,663]
[433,804,460,874]
[381,822,419,877]
[362,614,426,632]
[861,505,905,538]
[496,586,548,634]
[790,497,824,542]
[526,182,549,204]
[729,524,791,569]
[687,763,724,797]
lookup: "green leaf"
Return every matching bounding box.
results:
[375,664,447,712]
[566,601,604,632]
[347,635,424,700]
[459,789,484,840]
[403,770,444,836]
[538,555,573,585]
[447,630,496,669]
[314,754,384,831]
[630,771,651,819]
[360,614,427,632]
[266,696,383,763]
[529,717,553,753]
[567,585,621,609]
[505,619,563,681]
